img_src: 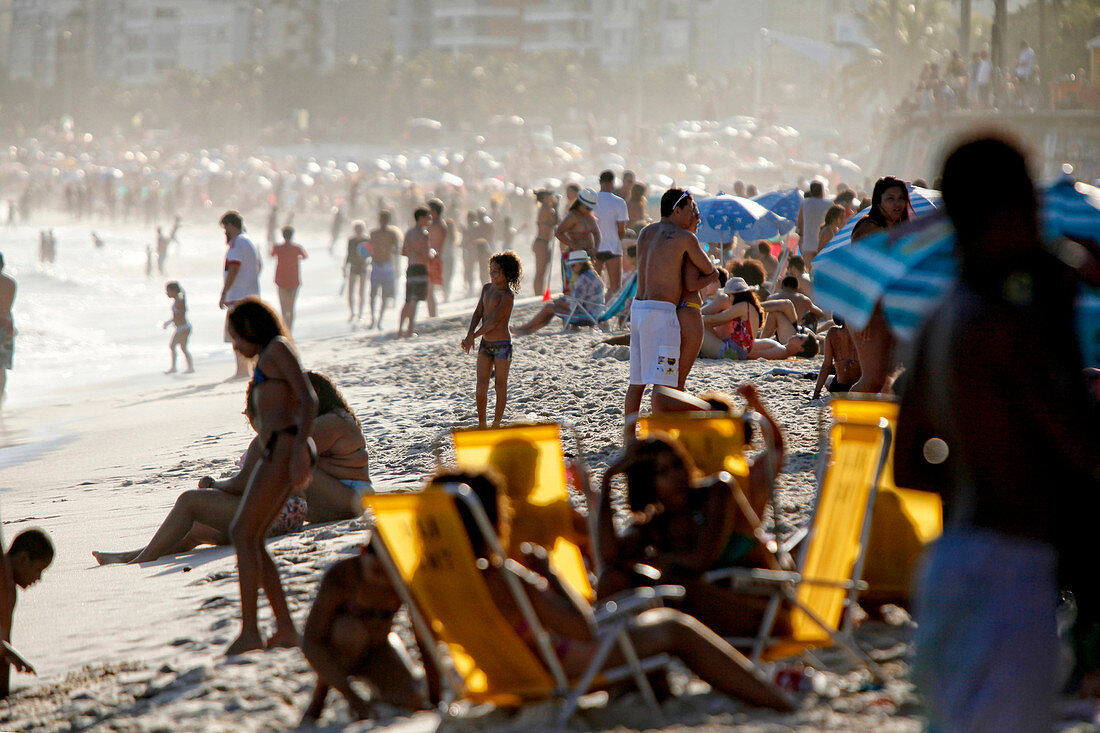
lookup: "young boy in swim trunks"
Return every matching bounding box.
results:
[461,251,522,427]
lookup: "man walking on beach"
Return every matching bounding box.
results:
[218,211,261,379]
[624,189,717,434]
[796,181,831,266]
[593,170,629,299]
[368,209,400,330]
[896,136,1100,731]
[427,199,448,316]
[0,253,15,405]
[397,208,431,338]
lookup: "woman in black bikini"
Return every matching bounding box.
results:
[224,297,317,655]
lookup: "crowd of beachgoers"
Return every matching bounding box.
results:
[0,119,1097,733]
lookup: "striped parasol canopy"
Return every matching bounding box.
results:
[813,175,1100,357]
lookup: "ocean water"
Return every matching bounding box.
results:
[0,214,423,414]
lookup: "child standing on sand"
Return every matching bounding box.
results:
[163,281,193,374]
[461,251,521,427]
[224,298,317,655]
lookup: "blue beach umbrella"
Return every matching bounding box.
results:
[818,184,942,257]
[695,194,791,245]
[753,188,804,221]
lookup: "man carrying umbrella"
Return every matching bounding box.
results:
[896,136,1100,731]
[624,189,718,437]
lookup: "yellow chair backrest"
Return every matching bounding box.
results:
[363,490,556,706]
[636,413,750,479]
[833,399,943,603]
[451,423,593,600]
[779,401,889,654]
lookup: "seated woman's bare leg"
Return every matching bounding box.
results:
[93,489,241,565]
[760,307,798,342]
[621,607,792,711]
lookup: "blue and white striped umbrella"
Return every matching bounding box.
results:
[1045,175,1100,367]
[753,188,804,221]
[814,176,1100,356]
[814,214,955,339]
[1041,174,1100,243]
[817,184,942,257]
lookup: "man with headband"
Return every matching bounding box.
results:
[624,188,718,436]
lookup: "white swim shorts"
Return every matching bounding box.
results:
[629,300,680,387]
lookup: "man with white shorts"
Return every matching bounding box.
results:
[625,188,718,437]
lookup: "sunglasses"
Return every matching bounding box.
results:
[674,191,692,209]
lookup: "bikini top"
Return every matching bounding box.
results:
[251,364,270,389]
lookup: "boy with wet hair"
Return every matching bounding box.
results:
[0,528,54,697]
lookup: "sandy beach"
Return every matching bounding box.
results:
[0,281,932,731]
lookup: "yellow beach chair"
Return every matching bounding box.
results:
[362,484,680,725]
[433,421,597,599]
[703,399,893,671]
[826,397,943,606]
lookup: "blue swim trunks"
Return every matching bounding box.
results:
[478,338,513,361]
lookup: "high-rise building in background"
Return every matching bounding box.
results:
[5,0,348,86]
[4,0,864,89]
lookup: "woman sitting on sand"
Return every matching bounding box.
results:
[93,371,369,566]
[598,384,789,639]
[457,468,793,711]
[700,277,818,361]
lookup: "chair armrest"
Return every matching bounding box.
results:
[703,566,867,592]
[593,585,686,624]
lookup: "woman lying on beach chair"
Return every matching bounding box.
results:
[598,385,788,638]
[456,469,793,711]
[92,372,370,565]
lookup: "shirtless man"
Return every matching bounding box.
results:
[426,199,448,317]
[0,254,14,405]
[812,316,861,398]
[397,208,432,337]
[300,544,440,722]
[531,190,559,296]
[762,275,825,338]
[625,189,718,434]
[367,210,400,330]
[345,221,370,322]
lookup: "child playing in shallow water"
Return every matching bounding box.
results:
[224,297,317,655]
[461,251,521,427]
[163,281,193,374]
